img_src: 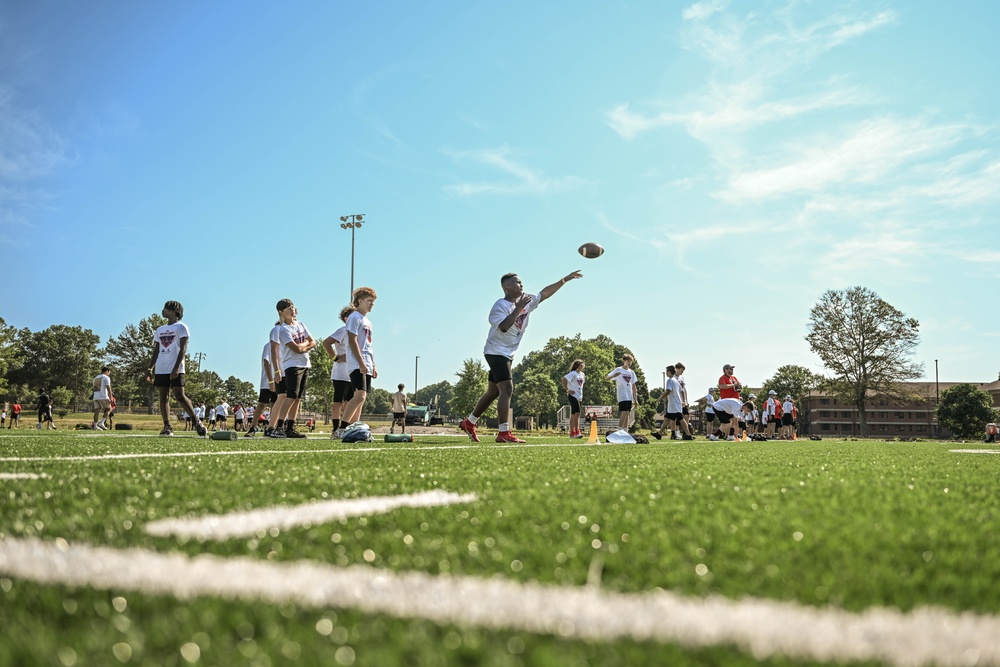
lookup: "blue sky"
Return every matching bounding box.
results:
[3,0,999,398]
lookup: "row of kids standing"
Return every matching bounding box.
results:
[247,288,377,440]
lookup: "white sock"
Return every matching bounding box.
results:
[673,431,680,438]
[499,422,509,432]
[468,415,479,425]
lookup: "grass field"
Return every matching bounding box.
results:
[1,430,998,666]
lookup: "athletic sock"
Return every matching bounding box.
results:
[467,414,479,425]
[499,422,509,432]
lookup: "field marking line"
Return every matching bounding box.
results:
[0,441,605,463]
[950,449,1000,454]
[0,537,997,667]
[144,490,478,540]
[0,473,47,480]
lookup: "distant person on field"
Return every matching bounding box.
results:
[342,288,378,426]
[36,389,56,430]
[673,362,693,438]
[322,306,356,439]
[562,359,586,439]
[107,396,117,429]
[460,270,582,444]
[246,341,277,438]
[703,388,717,435]
[145,300,207,437]
[92,366,114,430]
[986,422,998,443]
[653,365,690,440]
[276,298,318,438]
[713,364,743,440]
[215,399,230,431]
[9,401,21,428]
[391,383,407,434]
[1,408,5,429]
[607,354,638,431]
[234,404,245,431]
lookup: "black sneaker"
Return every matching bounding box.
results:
[159,426,173,437]
[285,427,306,439]
[650,431,662,440]
[195,423,208,437]
[682,434,694,440]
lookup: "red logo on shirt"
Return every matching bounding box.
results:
[159,333,176,348]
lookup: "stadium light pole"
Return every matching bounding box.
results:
[414,356,420,403]
[339,214,365,301]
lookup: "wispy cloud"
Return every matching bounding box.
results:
[442,146,586,197]
[682,0,729,22]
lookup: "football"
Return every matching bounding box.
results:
[578,242,604,259]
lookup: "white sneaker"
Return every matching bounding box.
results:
[708,435,719,441]
[95,423,106,431]
[726,435,736,441]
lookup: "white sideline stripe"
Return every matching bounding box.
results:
[0,473,46,480]
[0,442,601,463]
[950,449,1000,454]
[144,490,477,540]
[1,538,998,666]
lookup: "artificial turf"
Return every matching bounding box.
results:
[0,431,997,666]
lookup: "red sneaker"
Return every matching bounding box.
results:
[495,431,525,443]
[459,418,480,443]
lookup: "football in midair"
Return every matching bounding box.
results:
[578,242,604,259]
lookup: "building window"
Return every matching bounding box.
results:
[896,425,904,431]
[917,425,926,432]
[821,424,830,431]
[895,412,905,419]
[820,399,830,405]
[820,411,829,418]
[841,411,851,418]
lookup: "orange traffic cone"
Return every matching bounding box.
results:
[586,419,599,444]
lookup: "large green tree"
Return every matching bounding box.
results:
[224,376,256,407]
[762,365,823,402]
[937,384,999,440]
[104,313,168,409]
[367,387,393,415]
[516,372,559,428]
[806,286,923,436]
[7,324,101,408]
[0,317,21,396]
[302,346,335,422]
[185,369,225,407]
[450,359,496,419]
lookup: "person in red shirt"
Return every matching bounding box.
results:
[9,402,21,429]
[718,364,742,399]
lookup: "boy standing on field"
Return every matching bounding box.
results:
[607,354,638,431]
[276,298,317,439]
[562,359,586,439]
[460,270,582,444]
[342,287,377,426]
[391,384,407,434]
[321,306,356,439]
[246,341,277,438]
[92,366,114,430]
[146,300,207,437]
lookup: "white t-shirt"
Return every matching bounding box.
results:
[676,374,688,406]
[215,402,229,418]
[664,376,683,413]
[563,370,585,400]
[608,366,636,403]
[235,407,245,420]
[712,397,743,417]
[153,321,190,375]
[259,342,273,390]
[209,408,216,420]
[483,294,540,359]
[196,406,205,420]
[92,374,111,401]
[345,311,374,373]
[278,321,313,371]
[783,400,794,415]
[704,393,715,414]
[391,392,407,412]
[329,325,350,382]
[765,397,778,416]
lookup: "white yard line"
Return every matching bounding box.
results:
[949,449,1000,454]
[0,472,47,480]
[144,490,478,540]
[0,442,598,463]
[0,537,997,666]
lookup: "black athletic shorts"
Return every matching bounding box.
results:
[393,412,405,420]
[258,388,277,404]
[284,367,309,399]
[666,411,683,421]
[705,411,715,422]
[485,354,513,383]
[715,411,733,423]
[274,377,287,395]
[153,373,185,388]
[568,395,581,414]
[349,369,372,392]
[618,400,633,413]
[782,414,794,426]
[333,379,355,402]
[682,406,690,415]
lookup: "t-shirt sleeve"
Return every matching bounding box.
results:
[301,323,312,340]
[347,314,362,337]
[178,322,190,340]
[487,300,508,326]
[278,326,292,345]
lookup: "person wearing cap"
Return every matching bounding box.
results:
[781,395,796,439]
[673,362,694,439]
[764,390,779,439]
